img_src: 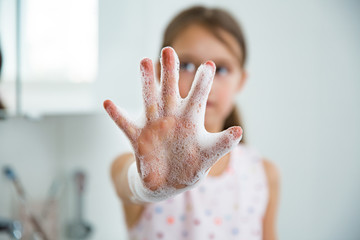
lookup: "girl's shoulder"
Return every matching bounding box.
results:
[234,143,263,163]
[234,143,280,183]
[262,159,280,191]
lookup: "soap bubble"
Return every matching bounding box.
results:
[104,46,243,201]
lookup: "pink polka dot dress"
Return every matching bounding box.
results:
[128,143,269,240]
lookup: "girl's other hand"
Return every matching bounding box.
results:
[104,47,242,194]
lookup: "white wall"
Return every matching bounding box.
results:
[1,0,359,239]
[99,1,360,238]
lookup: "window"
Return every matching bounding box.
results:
[21,0,98,83]
[0,0,98,115]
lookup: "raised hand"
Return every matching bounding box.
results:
[104,47,242,200]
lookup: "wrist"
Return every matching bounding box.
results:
[127,161,149,204]
[127,161,211,204]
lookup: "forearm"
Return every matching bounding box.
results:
[111,153,142,204]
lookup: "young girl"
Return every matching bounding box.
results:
[104,6,280,240]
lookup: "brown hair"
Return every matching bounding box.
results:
[0,47,5,110]
[160,6,247,143]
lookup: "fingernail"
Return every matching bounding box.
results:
[203,61,216,74]
[161,48,174,67]
[205,60,216,68]
[140,58,152,71]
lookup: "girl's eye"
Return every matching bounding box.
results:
[180,62,196,73]
[216,66,228,76]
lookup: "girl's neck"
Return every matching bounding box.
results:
[205,120,223,133]
[205,119,230,176]
[208,152,230,177]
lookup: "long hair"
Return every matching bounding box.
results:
[0,47,5,110]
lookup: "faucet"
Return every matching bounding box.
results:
[0,217,22,239]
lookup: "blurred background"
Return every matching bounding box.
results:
[0,0,359,239]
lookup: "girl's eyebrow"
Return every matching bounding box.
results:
[178,53,233,66]
[211,58,233,66]
[177,54,198,62]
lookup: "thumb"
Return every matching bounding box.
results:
[201,126,243,166]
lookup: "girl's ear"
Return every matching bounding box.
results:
[236,70,248,93]
[156,60,161,83]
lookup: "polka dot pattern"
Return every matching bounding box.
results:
[231,227,239,235]
[166,216,175,225]
[214,217,222,226]
[155,206,163,214]
[128,144,269,240]
[156,232,163,239]
[181,230,188,238]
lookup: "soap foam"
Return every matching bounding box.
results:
[120,47,242,202]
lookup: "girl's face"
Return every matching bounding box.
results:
[171,24,247,132]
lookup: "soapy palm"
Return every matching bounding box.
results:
[104,47,242,193]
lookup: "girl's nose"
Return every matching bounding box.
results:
[208,83,216,99]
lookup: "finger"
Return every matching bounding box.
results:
[140,58,158,121]
[103,99,139,143]
[184,61,215,120]
[160,47,180,115]
[201,126,243,166]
